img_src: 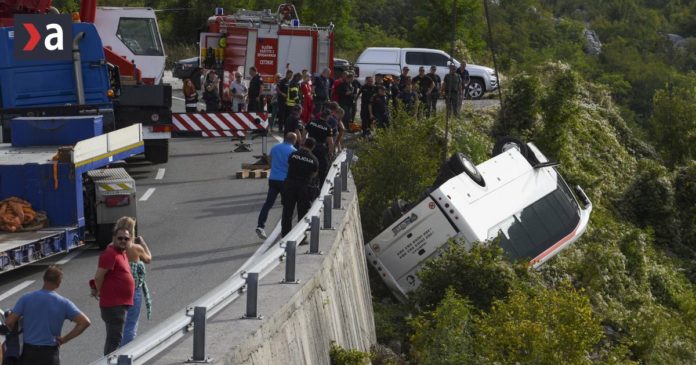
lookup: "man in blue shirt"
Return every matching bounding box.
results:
[256,132,298,239]
[5,265,91,365]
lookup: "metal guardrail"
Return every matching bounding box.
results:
[90,150,353,365]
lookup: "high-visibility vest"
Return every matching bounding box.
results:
[287,84,300,106]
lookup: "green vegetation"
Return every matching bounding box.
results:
[353,60,696,363]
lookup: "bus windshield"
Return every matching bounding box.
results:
[488,174,580,261]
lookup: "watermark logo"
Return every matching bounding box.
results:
[14,14,72,61]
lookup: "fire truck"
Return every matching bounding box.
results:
[175,4,335,94]
[0,0,173,163]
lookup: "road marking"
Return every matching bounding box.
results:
[56,249,85,265]
[273,135,283,143]
[0,280,34,302]
[140,188,156,201]
[172,96,184,101]
[155,168,166,180]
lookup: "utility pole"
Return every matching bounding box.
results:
[444,0,457,162]
[483,0,504,108]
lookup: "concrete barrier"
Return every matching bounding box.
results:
[151,174,375,364]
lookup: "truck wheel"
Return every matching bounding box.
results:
[467,78,485,99]
[96,223,114,250]
[144,139,169,164]
[493,137,537,165]
[449,152,485,187]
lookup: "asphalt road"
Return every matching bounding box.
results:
[0,135,279,364]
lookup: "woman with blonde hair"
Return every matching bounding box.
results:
[113,217,153,346]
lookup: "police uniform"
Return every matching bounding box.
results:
[305,119,334,181]
[358,84,376,135]
[282,148,319,235]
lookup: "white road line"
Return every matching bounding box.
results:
[172,96,184,101]
[273,135,283,143]
[0,280,35,302]
[139,188,156,201]
[55,248,86,265]
[155,168,166,180]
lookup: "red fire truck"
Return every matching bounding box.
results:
[176,4,334,93]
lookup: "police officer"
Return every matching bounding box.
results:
[276,70,293,131]
[357,76,376,136]
[248,67,263,112]
[442,64,462,118]
[282,137,319,235]
[427,65,441,116]
[305,109,335,182]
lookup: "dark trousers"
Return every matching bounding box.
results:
[428,94,438,116]
[339,102,353,124]
[101,305,129,355]
[314,97,328,114]
[21,344,59,365]
[248,96,261,112]
[257,179,285,228]
[281,181,313,235]
[314,145,330,183]
[277,103,288,131]
[360,105,371,135]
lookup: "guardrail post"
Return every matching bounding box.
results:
[323,195,333,229]
[117,355,133,365]
[346,149,354,170]
[308,216,322,254]
[282,241,300,284]
[186,306,211,363]
[341,161,348,192]
[333,176,342,209]
[243,273,262,319]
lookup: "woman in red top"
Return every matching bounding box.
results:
[300,73,314,124]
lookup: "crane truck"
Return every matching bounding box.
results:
[0,9,148,274]
[0,0,173,163]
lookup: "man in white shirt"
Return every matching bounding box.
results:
[230,72,248,112]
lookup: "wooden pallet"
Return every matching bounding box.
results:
[235,169,269,179]
[241,163,270,170]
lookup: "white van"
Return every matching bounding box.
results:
[354,47,498,99]
[365,140,592,300]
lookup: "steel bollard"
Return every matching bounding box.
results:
[243,273,262,319]
[341,161,348,192]
[186,307,211,363]
[333,176,342,209]
[309,216,322,254]
[282,241,300,283]
[117,355,133,365]
[347,149,354,170]
[323,195,333,229]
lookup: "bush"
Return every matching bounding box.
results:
[649,85,696,167]
[411,241,521,311]
[495,73,542,138]
[330,343,372,365]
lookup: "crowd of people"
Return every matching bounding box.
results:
[0,217,152,364]
[182,62,474,137]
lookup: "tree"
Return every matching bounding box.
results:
[474,284,603,365]
[649,84,696,167]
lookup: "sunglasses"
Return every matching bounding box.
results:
[116,236,131,241]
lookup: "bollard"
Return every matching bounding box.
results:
[341,161,348,192]
[347,149,354,170]
[243,273,262,319]
[117,355,133,365]
[323,195,333,229]
[308,216,322,254]
[333,176,342,209]
[186,307,211,363]
[282,241,300,283]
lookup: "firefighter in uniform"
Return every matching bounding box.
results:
[248,67,263,112]
[305,109,335,183]
[281,137,319,235]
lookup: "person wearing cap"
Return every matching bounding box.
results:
[427,65,442,117]
[442,64,462,118]
[336,73,355,128]
[357,76,376,136]
[412,66,434,117]
[305,109,335,182]
[398,66,411,91]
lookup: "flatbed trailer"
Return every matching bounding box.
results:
[0,123,143,273]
